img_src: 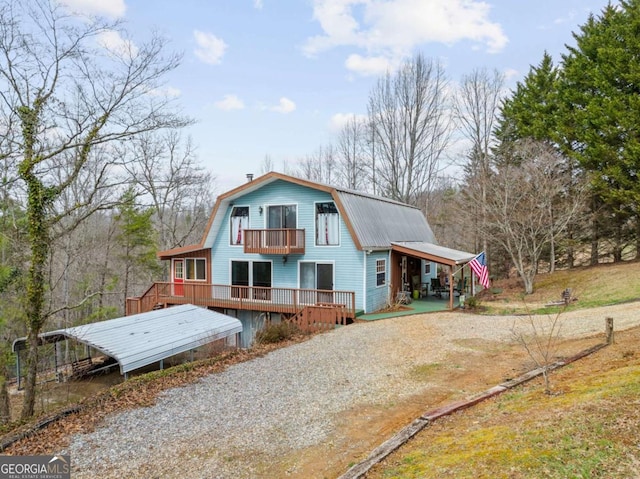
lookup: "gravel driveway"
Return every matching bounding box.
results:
[63,303,640,478]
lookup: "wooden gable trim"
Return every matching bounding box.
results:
[390,243,460,267]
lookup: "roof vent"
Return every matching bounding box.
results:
[246,173,254,182]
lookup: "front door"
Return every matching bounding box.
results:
[173,259,184,296]
[317,263,334,303]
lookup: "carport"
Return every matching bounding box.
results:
[12,304,243,384]
[390,242,477,310]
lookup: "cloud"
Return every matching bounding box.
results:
[304,0,508,75]
[329,112,368,132]
[215,94,245,111]
[254,0,264,9]
[58,0,126,18]
[503,68,519,81]
[194,30,227,65]
[345,54,392,76]
[271,97,296,114]
[97,30,138,57]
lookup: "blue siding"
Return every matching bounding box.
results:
[209,180,365,310]
[365,251,390,313]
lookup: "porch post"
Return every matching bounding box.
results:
[448,265,454,310]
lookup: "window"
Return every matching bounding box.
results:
[376,259,386,287]
[315,202,339,246]
[230,206,249,245]
[185,258,206,280]
[267,205,297,229]
[231,260,272,300]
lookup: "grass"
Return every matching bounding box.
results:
[376,357,640,478]
[369,260,640,479]
[478,260,640,315]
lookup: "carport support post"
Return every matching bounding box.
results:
[15,350,21,390]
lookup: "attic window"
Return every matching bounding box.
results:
[316,201,339,246]
[230,206,249,245]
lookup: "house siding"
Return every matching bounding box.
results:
[365,250,391,313]
[209,180,365,310]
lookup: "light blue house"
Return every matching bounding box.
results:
[129,172,474,346]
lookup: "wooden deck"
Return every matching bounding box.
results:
[126,282,356,318]
[243,228,305,255]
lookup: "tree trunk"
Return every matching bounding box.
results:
[0,375,10,425]
[20,170,50,420]
[590,199,599,265]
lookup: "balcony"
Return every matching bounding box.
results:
[126,282,356,319]
[243,228,305,255]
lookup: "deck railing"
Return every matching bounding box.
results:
[126,282,355,318]
[243,228,305,255]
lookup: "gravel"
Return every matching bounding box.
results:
[61,303,640,478]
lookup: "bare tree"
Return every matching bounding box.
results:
[481,140,586,294]
[367,53,452,205]
[0,0,191,418]
[295,145,336,184]
[260,154,275,175]
[454,68,505,255]
[335,115,367,190]
[511,309,565,394]
[125,132,215,250]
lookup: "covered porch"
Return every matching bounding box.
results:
[389,242,477,311]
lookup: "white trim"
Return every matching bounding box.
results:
[313,200,341,247]
[375,258,387,288]
[229,258,273,287]
[172,258,184,281]
[363,251,368,313]
[229,204,250,247]
[297,260,335,289]
[184,257,207,281]
[263,202,299,229]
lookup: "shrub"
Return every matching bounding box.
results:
[465,295,480,310]
[255,321,300,345]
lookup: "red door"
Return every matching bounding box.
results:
[173,259,184,296]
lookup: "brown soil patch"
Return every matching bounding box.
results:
[273,327,605,479]
[365,327,640,479]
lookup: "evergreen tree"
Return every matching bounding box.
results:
[559,1,640,261]
[115,189,160,304]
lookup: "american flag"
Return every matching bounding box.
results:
[469,252,490,289]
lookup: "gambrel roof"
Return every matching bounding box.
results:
[158,172,436,258]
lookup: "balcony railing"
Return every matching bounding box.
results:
[126,282,355,318]
[243,228,305,255]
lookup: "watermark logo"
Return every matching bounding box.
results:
[0,455,70,479]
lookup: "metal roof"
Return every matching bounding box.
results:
[337,191,436,249]
[158,172,438,257]
[12,304,242,375]
[391,242,476,265]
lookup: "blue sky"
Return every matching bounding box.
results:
[63,0,615,192]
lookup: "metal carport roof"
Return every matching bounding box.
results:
[12,304,242,375]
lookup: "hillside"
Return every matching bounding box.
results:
[2,260,640,478]
[479,259,640,313]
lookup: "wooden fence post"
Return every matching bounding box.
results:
[605,317,614,345]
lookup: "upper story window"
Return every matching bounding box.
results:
[316,201,339,246]
[186,258,206,281]
[267,205,297,229]
[230,206,249,245]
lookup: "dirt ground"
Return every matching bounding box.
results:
[283,330,603,479]
[3,306,631,479]
[365,325,640,479]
